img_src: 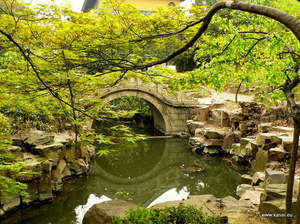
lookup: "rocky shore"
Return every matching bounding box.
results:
[2,98,299,224]
[187,100,299,223]
[0,130,95,219]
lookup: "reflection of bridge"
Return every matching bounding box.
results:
[97,78,199,134]
[86,139,193,207]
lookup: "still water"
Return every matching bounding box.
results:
[7,138,245,224]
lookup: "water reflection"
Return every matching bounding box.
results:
[10,138,244,224]
[75,194,111,224]
[147,187,189,208]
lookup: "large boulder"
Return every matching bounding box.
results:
[241,174,252,185]
[265,168,287,185]
[256,133,282,150]
[203,128,224,139]
[37,173,53,201]
[221,196,256,211]
[1,196,20,213]
[83,199,137,224]
[21,180,39,205]
[69,158,89,175]
[252,171,265,185]
[269,147,288,162]
[222,131,241,152]
[259,199,287,224]
[265,184,287,200]
[23,130,55,147]
[239,190,264,205]
[236,184,252,197]
[186,120,205,135]
[251,150,269,173]
[194,106,210,121]
[239,102,264,119]
[280,136,293,152]
[211,109,230,127]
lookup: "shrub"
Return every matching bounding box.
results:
[113,203,222,224]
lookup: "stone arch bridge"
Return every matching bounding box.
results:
[97,78,199,135]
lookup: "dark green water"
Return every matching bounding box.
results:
[6,138,245,224]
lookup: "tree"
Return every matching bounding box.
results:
[138,1,299,223]
[1,1,300,223]
[0,0,193,197]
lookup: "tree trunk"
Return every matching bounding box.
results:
[235,81,243,103]
[297,179,300,224]
[67,78,81,157]
[286,118,300,223]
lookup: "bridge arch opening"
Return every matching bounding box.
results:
[99,91,171,134]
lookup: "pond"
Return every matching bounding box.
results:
[6,137,245,224]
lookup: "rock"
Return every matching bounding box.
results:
[230,143,240,154]
[267,161,281,170]
[151,194,222,216]
[8,146,23,157]
[280,136,293,152]
[11,136,23,146]
[34,143,64,166]
[222,132,240,152]
[24,130,55,146]
[259,199,288,223]
[269,147,288,161]
[239,102,264,118]
[41,160,52,173]
[83,209,112,224]
[186,120,205,135]
[86,145,96,158]
[194,128,203,137]
[2,196,20,213]
[54,132,74,146]
[51,159,68,191]
[236,184,252,197]
[203,129,224,139]
[231,155,244,163]
[69,158,89,175]
[265,168,287,185]
[251,150,268,173]
[21,181,39,205]
[17,156,42,182]
[241,174,252,185]
[38,173,53,201]
[0,208,4,218]
[203,138,223,147]
[230,143,250,157]
[83,199,137,224]
[265,184,287,200]
[230,111,245,123]
[221,196,256,211]
[180,164,205,173]
[294,176,300,196]
[240,137,255,148]
[260,191,268,203]
[194,106,210,121]
[188,137,204,147]
[239,190,264,205]
[272,126,293,133]
[258,123,272,133]
[203,147,220,155]
[256,133,282,149]
[239,121,258,136]
[252,171,265,185]
[211,109,230,127]
[65,145,77,160]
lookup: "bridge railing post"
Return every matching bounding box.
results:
[157,84,163,94]
[176,92,182,103]
[136,78,142,86]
